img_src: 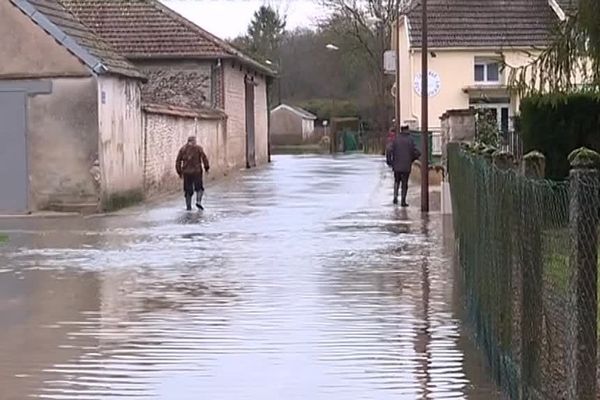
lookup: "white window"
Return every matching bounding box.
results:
[472,103,512,133]
[474,59,501,83]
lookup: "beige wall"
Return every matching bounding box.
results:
[395,19,538,130]
[143,111,226,194]
[223,63,269,169]
[28,78,100,210]
[98,76,144,206]
[0,1,88,78]
[254,75,269,164]
[270,109,316,145]
[270,108,303,143]
[223,64,247,170]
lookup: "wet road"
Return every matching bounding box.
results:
[0,155,500,400]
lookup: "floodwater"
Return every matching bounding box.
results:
[0,155,500,400]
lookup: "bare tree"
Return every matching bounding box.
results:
[320,0,410,130]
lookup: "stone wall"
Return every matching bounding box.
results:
[143,104,227,195]
[134,59,215,110]
[439,108,476,215]
[440,108,476,167]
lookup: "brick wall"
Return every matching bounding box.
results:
[143,105,226,195]
[211,62,225,109]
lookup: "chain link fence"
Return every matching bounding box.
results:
[448,143,600,400]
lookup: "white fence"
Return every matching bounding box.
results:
[432,131,442,156]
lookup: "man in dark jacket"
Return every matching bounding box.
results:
[386,125,421,206]
[176,136,210,211]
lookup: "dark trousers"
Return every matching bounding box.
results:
[394,171,410,203]
[183,174,204,197]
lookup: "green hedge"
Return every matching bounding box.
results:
[520,93,600,180]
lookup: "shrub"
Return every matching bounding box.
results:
[520,92,600,180]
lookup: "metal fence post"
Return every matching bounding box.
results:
[520,151,545,398]
[567,147,600,400]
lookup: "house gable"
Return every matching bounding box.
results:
[0,0,88,78]
[6,0,143,80]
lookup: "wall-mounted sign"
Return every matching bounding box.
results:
[413,71,441,97]
[384,50,396,74]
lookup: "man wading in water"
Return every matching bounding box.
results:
[176,136,210,211]
[386,125,420,207]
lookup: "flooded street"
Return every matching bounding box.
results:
[0,155,499,400]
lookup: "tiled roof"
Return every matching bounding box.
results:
[407,0,559,49]
[60,0,276,76]
[143,103,226,120]
[11,0,143,79]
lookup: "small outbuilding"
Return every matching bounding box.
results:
[270,104,317,145]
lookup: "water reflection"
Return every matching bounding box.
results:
[0,155,500,399]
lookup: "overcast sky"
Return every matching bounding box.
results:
[163,0,328,40]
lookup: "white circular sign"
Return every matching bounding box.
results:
[414,70,441,97]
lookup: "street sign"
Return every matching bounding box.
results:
[384,50,396,74]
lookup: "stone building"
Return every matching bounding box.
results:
[0,0,275,214]
[0,0,146,214]
[63,0,275,184]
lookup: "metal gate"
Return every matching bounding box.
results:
[0,91,28,213]
[245,77,256,168]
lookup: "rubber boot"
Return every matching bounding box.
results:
[401,182,409,207]
[196,190,204,210]
[185,194,192,211]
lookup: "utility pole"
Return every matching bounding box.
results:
[420,0,429,212]
[394,0,401,136]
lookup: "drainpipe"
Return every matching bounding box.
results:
[409,49,420,123]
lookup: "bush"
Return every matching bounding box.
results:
[520,93,600,180]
